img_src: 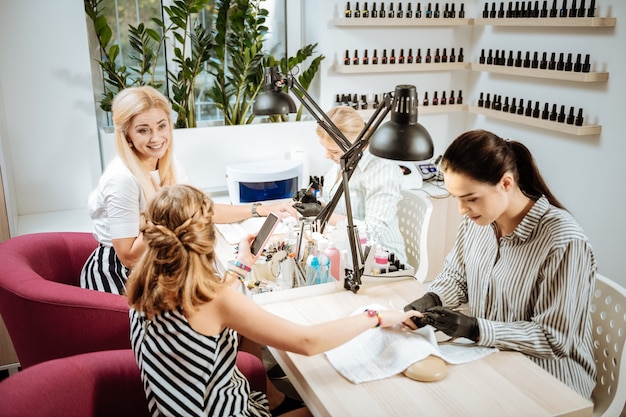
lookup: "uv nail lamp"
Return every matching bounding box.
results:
[226,160,303,204]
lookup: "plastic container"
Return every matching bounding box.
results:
[324,241,341,281]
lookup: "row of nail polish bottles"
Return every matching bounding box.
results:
[479,49,592,72]
[477,92,585,126]
[482,0,596,18]
[345,2,467,19]
[422,90,463,105]
[343,47,464,65]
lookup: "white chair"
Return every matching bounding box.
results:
[591,274,626,417]
[397,189,433,283]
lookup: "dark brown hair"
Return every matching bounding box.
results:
[441,129,565,210]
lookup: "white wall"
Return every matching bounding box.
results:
[1,1,625,287]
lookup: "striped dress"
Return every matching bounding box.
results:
[428,196,597,399]
[130,308,270,417]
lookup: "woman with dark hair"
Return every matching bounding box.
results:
[403,129,597,399]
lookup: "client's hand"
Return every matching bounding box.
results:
[423,306,479,342]
[404,292,442,328]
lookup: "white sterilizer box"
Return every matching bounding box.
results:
[226,160,303,204]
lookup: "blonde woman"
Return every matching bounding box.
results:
[127,184,419,417]
[80,86,298,295]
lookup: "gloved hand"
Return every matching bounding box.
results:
[404,292,442,328]
[423,306,479,342]
[294,202,323,217]
[292,188,318,204]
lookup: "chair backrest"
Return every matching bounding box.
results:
[397,190,433,282]
[591,274,626,417]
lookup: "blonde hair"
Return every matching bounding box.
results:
[126,184,231,318]
[112,86,176,200]
[315,106,366,146]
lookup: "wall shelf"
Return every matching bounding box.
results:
[332,18,474,27]
[468,105,602,135]
[334,62,470,74]
[359,104,467,119]
[470,63,609,82]
[474,17,616,27]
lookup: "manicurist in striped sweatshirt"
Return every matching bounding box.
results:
[403,129,596,400]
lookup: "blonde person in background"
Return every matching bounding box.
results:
[126,184,420,417]
[317,106,407,263]
[80,85,298,295]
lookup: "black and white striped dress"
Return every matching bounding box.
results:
[130,308,270,417]
[429,196,597,399]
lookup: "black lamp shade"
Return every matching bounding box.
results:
[369,85,434,161]
[253,67,297,115]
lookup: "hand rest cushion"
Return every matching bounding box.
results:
[403,355,448,382]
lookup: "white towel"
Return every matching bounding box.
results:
[324,304,498,384]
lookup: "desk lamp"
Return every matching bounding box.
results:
[253,66,434,292]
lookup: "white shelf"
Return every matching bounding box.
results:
[468,105,602,136]
[471,63,609,82]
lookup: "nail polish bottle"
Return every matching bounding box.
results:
[434,3,440,18]
[487,49,493,65]
[354,1,361,17]
[449,90,456,105]
[573,53,582,72]
[493,95,502,110]
[494,50,500,65]
[549,104,558,121]
[514,1,521,18]
[521,1,528,17]
[380,2,386,17]
[434,48,441,63]
[399,48,405,64]
[450,47,456,63]
[353,49,360,65]
[484,93,491,108]
[483,2,489,18]
[490,2,497,18]
[502,96,510,112]
[539,52,548,69]
[361,94,368,109]
[345,1,352,18]
[390,48,396,64]
[352,94,359,110]
[388,2,395,18]
[506,1,513,17]
[577,0,586,17]
[480,49,486,64]
[556,52,565,70]
[443,3,449,18]
[423,91,429,106]
[425,2,432,18]
[558,105,566,122]
[407,48,414,64]
[515,51,523,67]
[372,49,379,64]
[498,2,505,17]
[441,91,447,105]
[406,3,413,18]
[451,3,457,18]
[459,3,465,18]
[531,51,539,68]
[525,99,533,117]
[506,50,514,66]
[548,52,556,70]
[540,0,548,17]
[371,2,378,17]
[582,54,590,72]
[478,92,484,107]
[559,0,567,17]
[363,49,369,65]
[569,0,577,17]
[456,90,463,104]
[541,102,549,119]
[575,108,584,126]
[510,97,517,113]
[416,2,422,18]
[416,48,422,63]
[442,48,448,63]
[425,48,431,63]
[523,51,531,68]
[373,94,380,108]
[533,0,540,17]
[397,3,404,18]
[432,91,439,105]
[363,2,370,17]
[564,53,573,71]
[344,50,350,65]
[550,0,558,17]
[588,0,595,17]
[500,49,506,65]
[382,49,388,64]
[566,106,575,124]
[517,99,525,115]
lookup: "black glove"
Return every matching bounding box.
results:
[423,306,479,341]
[294,202,323,217]
[404,292,442,328]
[292,188,318,204]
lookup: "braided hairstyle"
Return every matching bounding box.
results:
[441,129,565,210]
[126,184,230,318]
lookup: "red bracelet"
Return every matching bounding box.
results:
[365,309,382,328]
